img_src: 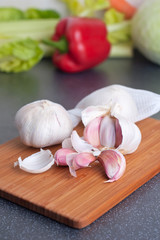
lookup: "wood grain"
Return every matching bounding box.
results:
[0,118,160,229]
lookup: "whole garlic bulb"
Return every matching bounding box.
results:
[15,100,73,148]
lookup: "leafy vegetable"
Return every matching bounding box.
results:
[104,8,131,45]
[104,8,133,57]
[61,0,110,17]
[24,8,60,19]
[0,7,25,21]
[132,0,160,65]
[0,7,60,21]
[0,7,60,72]
[0,38,43,73]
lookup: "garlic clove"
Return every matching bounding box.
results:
[14,149,54,174]
[99,115,116,148]
[83,117,102,148]
[15,100,73,148]
[116,115,142,154]
[66,152,96,177]
[97,149,126,182]
[81,105,110,127]
[115,118,123,148]
[54,148,76,166]
[71,130,101,156]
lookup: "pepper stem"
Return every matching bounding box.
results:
[42,36,68,53]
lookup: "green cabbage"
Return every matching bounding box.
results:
[132,0,160,65]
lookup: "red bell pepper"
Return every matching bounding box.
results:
[44,17,111,73]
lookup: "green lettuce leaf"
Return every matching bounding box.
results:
[0,38,43,73]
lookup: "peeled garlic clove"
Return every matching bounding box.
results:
[54,148,75,166]
[99,115,116,148]
[116,116,142,154]
[15,100,73,148]
[84,117,102,148]
[97,149,126,182]
[66,152,96,177]
[14,149,54,173]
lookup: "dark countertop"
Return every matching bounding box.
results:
[0,52,160,240]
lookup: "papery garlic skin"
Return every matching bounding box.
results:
[116,116,142,154]
[15,100,73,148]
[98,149,126,182]
[69,85,138,127]
[14,149,54,174]
[69,84,160,127]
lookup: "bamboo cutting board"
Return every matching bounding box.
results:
[0,118,160,229]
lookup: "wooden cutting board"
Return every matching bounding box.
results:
[0,118,160,229]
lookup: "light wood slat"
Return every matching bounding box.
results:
[0,118,160,229]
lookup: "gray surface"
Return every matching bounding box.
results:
[0,52,160,240]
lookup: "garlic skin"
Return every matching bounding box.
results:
[98,149,126,182]
[14,149,54,174]
[68,84,160,128]
[116,116,142,154]
[15,100,73,148]
[68,85,138,127]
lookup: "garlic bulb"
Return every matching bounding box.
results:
[15,100,73,148]
[68,84,160,127]
[14,149,54,174]
[68,85,138,127]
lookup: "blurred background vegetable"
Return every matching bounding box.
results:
[0,0,158,73]
[131,0,160,66]
[61,0,134,57]
[0,38,43,73]
[0,7,60,72]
